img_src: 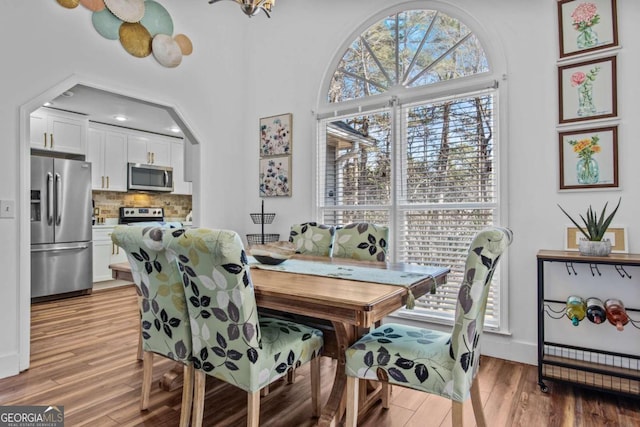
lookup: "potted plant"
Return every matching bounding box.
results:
[558,198,621,256]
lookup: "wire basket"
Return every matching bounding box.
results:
[250,213,276,224]
[246,233,280,246]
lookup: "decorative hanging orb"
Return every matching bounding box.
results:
[152,34,182,68]
[57,0,80,8]
[119,22,152,57]
[80,0,105,12]
[140,0,173,37]
[104,0,145,23]
[174,34,193,56]
[92,7,122,40]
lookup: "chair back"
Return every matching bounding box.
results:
[289,222,335,256]
[333,223,389,262]
[111,225,192,363]
[449,227,512,400]
[163,228,266,392]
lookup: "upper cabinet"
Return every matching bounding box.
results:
[171,140,192,195]
[127,134,171,167]
[30,107,88,155]
[86,124,128,192]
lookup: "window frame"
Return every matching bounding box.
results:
[313,4,510,333]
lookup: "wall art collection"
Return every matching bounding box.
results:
[556,0,619,192]
[259,113,292,197]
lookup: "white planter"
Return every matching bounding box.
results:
[578,239,612,256]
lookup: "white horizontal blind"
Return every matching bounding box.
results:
[396,92,499,327]
[319,110,393,225]
[317,91,500,329]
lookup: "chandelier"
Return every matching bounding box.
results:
[208,0,275,18]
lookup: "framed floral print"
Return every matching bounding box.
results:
[558,0,618,59]
[558,56,617,124]
[259,156,291,197]
[260,113,292,156]
[559,125,618,190]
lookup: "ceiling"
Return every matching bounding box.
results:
[46,84,184,138]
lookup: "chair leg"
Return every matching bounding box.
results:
[310,357,321,417]
[191,370,206,427]
[287,368,296,384]
[179,364,194,427]
[470,377,487,427]
[137,328,143,361]
[247,390,260,427]
[140,351,153,410]
[345,376,359,427]
[381,383,391,409]
[452,401,463,427]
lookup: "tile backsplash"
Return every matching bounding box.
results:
[93,191,192,221]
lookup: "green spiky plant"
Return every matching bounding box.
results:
[558,198,621,241]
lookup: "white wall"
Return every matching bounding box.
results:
[1,0,638,378]
[237,0,640,364]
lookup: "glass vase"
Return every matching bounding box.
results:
[577,84,596,117]
[576,157,599,185]
[576,26,598,49]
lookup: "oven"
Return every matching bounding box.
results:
[119,207,165,225]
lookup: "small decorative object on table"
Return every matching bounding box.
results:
[250,241,296,265]
[558,197,621,256]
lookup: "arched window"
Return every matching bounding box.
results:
[316,8,506,330]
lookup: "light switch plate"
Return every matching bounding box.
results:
[0,200,15,218]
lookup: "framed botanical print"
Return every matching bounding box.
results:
[558,56,617,124]
[559,125,618,190]
[260,113,292,156]
[558,0,618,59]
[259,156,291,197]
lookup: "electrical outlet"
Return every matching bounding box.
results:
[0,200,15,218]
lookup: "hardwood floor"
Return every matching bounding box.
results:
[0,286,637,426]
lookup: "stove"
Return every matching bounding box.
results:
[119,207,164,224]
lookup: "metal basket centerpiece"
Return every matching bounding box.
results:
[250,212,276,224]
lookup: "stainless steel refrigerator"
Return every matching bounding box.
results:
[31,156,93,298]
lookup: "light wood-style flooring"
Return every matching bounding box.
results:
[0,286,638,426]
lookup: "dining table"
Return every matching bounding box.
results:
[249,255,449,427]
[110,256,449,426]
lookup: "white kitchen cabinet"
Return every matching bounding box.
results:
[86,124,128,191]
[171,140,192,195]
[30,107,88,155]
[128,134,171,167]
[92,227,128,282]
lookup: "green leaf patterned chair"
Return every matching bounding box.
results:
[289,222,335,256]
[344,227,512,427]
[111,226,193,427]
[163,228,324,427]
[333,223,389,262]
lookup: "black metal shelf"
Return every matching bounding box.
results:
[537,250,640,398]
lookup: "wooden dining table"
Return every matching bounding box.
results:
[110,256,449,426]
[250,256,449,427]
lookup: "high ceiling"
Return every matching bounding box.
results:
[46,84,184,138]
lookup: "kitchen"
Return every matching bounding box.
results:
[30,84,193,298]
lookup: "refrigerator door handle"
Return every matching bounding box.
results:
[31,244,90,253]
[47,172,54,225]
[55,172,62,225]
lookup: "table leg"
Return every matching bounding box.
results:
[318,321,353,427]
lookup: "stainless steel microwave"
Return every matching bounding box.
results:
[128,163,174,192]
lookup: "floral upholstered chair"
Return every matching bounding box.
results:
[344,227,512,427]
[163,228,324,427]
[333,223,389,262]
[111,226,193,427]
[289,222,335,256]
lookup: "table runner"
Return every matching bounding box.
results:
[248,257,442,308]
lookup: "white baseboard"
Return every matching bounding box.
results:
[0,352,20,380]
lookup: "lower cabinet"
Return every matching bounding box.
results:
[92,227,128,282]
